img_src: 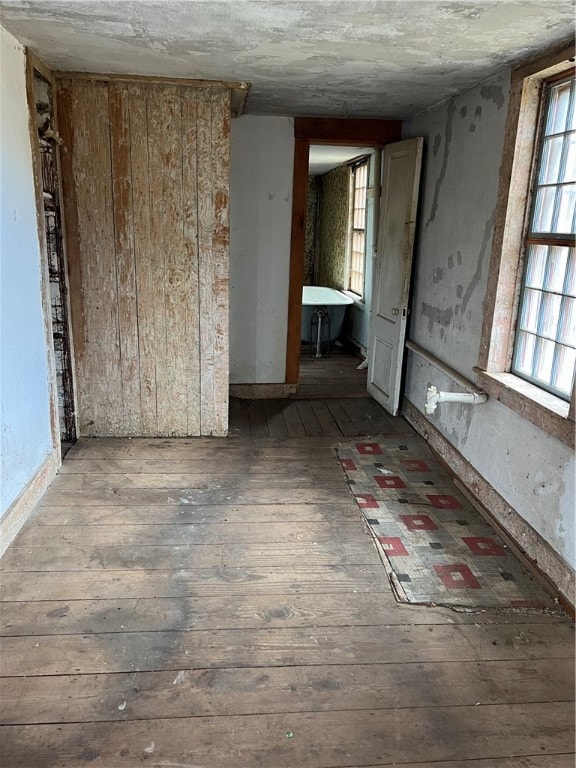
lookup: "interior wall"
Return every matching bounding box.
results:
[58,78,230,437]
[403,71,575,575]
[317,164,349,289]
[303,176,319,285]
[229,115,294,384]
[0,27,54,515]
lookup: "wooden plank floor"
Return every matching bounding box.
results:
[1,420,574,766]
[296,349,368,399]
[230,395,407,438]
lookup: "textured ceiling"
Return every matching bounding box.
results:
[309,145,369,175]
[1,1,573,118]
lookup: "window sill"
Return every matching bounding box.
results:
[342,290,365,310]
[474,369,574,449]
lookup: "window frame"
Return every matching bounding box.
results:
[346,157,369,297]
[477,41,575,449]
[510,72,576,400]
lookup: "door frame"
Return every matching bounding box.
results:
[285,117,402,385]
[25,50,78,450]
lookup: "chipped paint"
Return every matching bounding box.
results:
[403,69,575,581]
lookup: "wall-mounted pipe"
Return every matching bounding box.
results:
[405,339,483,394]
[425,385,488,415]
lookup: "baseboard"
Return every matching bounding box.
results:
[230,383,297,399]
[402,397,575,612]
[0,450,58,558]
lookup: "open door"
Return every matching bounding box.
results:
[367,137,423,415]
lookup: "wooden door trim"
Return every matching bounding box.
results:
[285,118,402,385]
[24,50,62,461]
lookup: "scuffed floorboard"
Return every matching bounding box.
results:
[0,429,574,767]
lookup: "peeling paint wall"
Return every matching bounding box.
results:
[0,26,53,515]
[403,72,575,573]
[304,176,319,285]
[317,165,350,290]
[229,115,294,384]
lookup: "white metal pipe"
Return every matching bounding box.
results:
[316,312,323,358]
[425,385,488,414]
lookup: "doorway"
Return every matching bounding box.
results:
[296,144,376,398]
[284,117,403,394]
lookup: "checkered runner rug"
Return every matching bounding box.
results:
[337,437,556,609]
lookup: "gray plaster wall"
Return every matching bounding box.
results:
[229,115,294,384]
[403,72,575,573]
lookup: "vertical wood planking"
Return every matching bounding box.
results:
[62,81,122,435]
[146,85,187,436]
[181,89,201,435]
[128,84,157,435]
[197,89,231,436]
[108,83,141,435]
[57,79,230,437]
[196,90,215,434]
[209,89,231,436]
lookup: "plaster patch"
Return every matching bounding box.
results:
[480,84,505,109]
[421,302,454,334]
[432,266,444,283]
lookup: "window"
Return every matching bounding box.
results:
[511,76,576,400]
[478,45,575,447]
[347,159,368,295]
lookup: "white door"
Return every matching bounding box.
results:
[367,138,423,415]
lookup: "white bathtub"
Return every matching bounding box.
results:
[301,286,354,344]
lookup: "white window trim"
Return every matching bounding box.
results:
[346,157,369,298]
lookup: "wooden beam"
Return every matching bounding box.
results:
[285,137,310,384]
[294,117,402,144]
[54,70,250,117]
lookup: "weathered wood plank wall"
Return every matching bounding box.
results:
[57,79,230,436]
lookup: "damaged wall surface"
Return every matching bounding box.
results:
[317,164,350,290]
[403,71,575,580]
[0,27,54,517]
[58,78,231,436]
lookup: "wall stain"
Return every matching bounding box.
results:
[469,123,476,132]
[480,84,505,109]
[474,105,482,118]
[425,100,455,228]
[432,266,444,283]
[460,106,467,118]
[421,302,454,333]
[460,212,494,313]
[432,133,442,158]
